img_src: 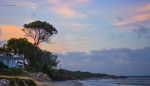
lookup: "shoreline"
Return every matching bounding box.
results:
[54,80,83,86]
[39,80,83,86]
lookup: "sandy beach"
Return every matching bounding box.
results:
[38,80,83,86]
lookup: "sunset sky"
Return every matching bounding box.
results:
[0,0,150,76]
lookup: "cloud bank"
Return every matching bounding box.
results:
[58,47,150,76]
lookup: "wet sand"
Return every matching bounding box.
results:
[38,80,83,86]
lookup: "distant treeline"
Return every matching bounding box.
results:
[52,69,126,81]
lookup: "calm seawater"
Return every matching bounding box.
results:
[78,77,150,86]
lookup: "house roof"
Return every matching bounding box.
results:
[0,56,25,60]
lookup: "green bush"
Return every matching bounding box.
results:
[42,64,56,79]
[3,68,29,76]
[0,61,8,69]
[8,68,23,74]
[25,67,37,73]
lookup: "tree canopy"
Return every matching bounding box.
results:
[2,38,59,70]
[23,20,58,46]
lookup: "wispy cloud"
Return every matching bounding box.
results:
[52,5,86,18]
[75,0,90,4]
[113,4,150,38]
[18,2,37,9]
[46,0,90,18]
[0,0,37,9]
[114,4,150,27]
[136,4,150,13]
[114,13,150,27]
[46,0,90,5]
[63,23,94,31]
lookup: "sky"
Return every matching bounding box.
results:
[0,0,150,76]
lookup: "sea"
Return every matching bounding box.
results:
[78,77,150,86]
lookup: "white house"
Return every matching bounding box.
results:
[0,55,28,68]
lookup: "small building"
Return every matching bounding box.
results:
[0,55,27,68]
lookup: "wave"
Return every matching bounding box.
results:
[78,77,150,86]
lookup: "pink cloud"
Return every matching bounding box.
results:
[134,13,150,22]
[46,0,90,5]
[74,0,90,4]
[114,4,150,27]
[46,0,61,5]
[137,4,150,12]
[46,0,90,18]
[40,42,69,53]
[53,5,86,18]
[0,25,35,43]
[0,25,25,40]
[113,13,150,27]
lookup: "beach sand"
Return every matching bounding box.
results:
[38,80,83,86]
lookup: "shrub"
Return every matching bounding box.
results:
[0,61,8,69]
[8,68,23,74]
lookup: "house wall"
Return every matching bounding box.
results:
[0,59,22,68]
